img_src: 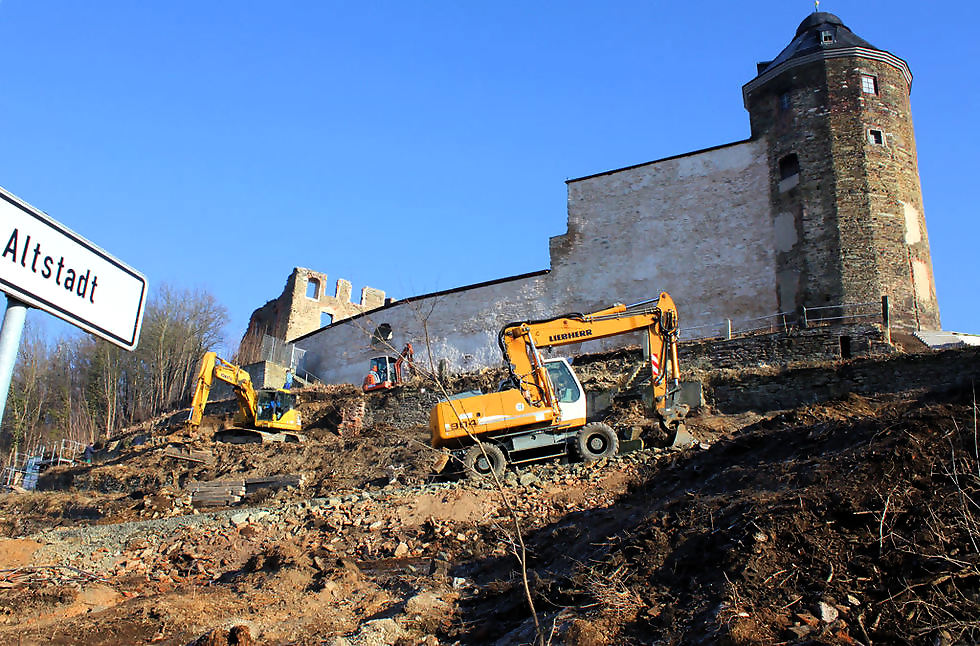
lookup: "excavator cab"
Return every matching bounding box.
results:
[363,356,397,392]
[363,343,415,393]
[254,389,298,423]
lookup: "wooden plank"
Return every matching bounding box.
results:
[162,446,214,464]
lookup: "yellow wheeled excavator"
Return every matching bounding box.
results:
[187,352,304,443]
[429,292,692,477]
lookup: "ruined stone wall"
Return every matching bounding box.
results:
[680,322,891,371]
[239,267,385,364]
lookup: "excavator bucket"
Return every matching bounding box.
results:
[668,423,696,450]
[432,452,451,474]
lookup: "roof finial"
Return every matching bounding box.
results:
[814,0,820,11]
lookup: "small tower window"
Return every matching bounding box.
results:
[320,312,334,328]
[820,30,835,44]
[306,277,320,299]
[868,129,884,145]
[861,75,879,95]
[779,92,792,112]
[779,154,800,180]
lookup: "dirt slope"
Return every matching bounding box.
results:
[0,367,978,645]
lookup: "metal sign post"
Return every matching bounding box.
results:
[0,185,147,430]
[0,296,28,425]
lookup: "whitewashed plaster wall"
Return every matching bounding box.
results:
[297,138,780,385]
[295,272,553,386]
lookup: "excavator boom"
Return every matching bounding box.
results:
[187,352,302,434]
[498,292,680,415]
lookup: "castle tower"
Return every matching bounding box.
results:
[743,12,940,331]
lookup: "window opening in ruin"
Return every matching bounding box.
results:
[779,92,791,112]
[839,336,852,359]
[868,129,884,145]
[778,154,800,180]
[320,312,334,328]
[861,75,878,95]
[371,324,393,350]
[306,277,320,299]
[820,30,835,44]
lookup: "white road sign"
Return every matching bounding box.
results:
[0,186,147,350]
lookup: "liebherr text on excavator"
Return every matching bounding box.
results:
[430,291,692,477]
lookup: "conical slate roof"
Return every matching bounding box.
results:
[743,11,912,105]
[758,12,877,75]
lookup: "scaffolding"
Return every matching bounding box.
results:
[3,439,86,490]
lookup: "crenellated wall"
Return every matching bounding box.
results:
[238,267,385,364]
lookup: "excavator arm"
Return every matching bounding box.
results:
[187,351,259,428]
[498,291,681,416]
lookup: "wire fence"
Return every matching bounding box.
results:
[260,334,306,370]
[679,300,885,342]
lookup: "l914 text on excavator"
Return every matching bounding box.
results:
[429,292,693,477]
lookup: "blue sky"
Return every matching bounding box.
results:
[1,1,977,353]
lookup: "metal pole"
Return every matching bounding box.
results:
[0,296,29,426]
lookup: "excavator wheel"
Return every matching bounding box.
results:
[574,422,619,462]
[462,443,507,480]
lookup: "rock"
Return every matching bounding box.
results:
[518,473,539,487]
[818,601,839,623]
[230,512,250,526]
[347,618,406,646]
[394,542,409,558]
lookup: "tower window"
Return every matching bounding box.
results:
[820,30,835,44]
[861,75,879,95]
[779,92,792,112]
[778,154,800,180]
[320,312,334,328]
[868,129,884,145]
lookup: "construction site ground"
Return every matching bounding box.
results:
[1,351,979,645]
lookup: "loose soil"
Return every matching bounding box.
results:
[1,353,978,645]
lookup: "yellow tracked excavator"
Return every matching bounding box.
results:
[187,352,304,443]
[430,292,693,477]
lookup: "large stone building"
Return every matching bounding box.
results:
[287,12,940,385]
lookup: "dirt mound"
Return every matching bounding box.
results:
[453,388,980,644]
[3,352,979,645]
